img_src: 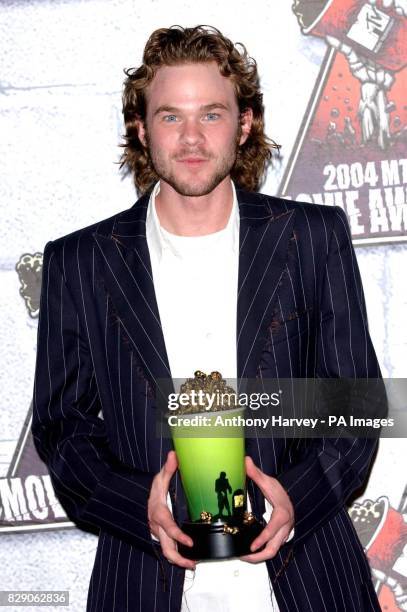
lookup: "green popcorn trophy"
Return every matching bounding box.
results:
[169,370,264,560]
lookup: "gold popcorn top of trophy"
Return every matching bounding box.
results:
[175,370,238,414]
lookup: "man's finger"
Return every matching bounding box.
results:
[245,456,267,488]
[159,529,196,570]
[164,520,194,548]
[249,509,291,551]
[161,450,178,484]
[240,525,291,563]
[240,541,282,563]
[154,505,194,548]
[247,523,276,553]
[245,456,279,512]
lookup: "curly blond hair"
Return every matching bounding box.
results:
[120,25,280,193]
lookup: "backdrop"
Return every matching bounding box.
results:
[1,1,406,610]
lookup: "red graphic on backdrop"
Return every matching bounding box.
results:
[281,0,407,245]
[350,493,407,610]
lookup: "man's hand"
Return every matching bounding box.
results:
[240,456,295,563]
[148,450,196,570]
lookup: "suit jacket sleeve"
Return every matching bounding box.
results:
[276,205,383,544]
[32,240,157,554]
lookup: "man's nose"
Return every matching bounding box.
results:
[179,118,204,146]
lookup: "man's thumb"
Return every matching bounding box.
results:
[162,450,178,482]
[245,455,261,481]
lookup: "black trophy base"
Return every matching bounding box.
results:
[178,518,265,561]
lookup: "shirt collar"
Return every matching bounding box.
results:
[146,180,239,262]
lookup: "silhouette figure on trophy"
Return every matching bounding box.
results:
[215,471,232,518]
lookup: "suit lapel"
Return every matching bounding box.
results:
[92,191,172,397]
[92,188,296,392]
[236,190,296,381]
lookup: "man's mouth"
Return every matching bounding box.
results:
[177,157,208,164]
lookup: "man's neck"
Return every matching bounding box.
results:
[154,177,234,237]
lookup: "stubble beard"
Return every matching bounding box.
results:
[145,127,241,197]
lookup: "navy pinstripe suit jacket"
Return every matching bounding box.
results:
[32,188,382,611]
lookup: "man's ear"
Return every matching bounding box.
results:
[135,117,147,147]
[239,108,254,145]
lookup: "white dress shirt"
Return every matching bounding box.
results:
[146,181,280,612]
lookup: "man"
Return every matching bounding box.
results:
[32,25,382,611]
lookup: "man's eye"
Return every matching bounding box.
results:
[163,115,178,122]
[205,113,220,121]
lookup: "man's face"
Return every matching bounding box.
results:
[137,62,252,197]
